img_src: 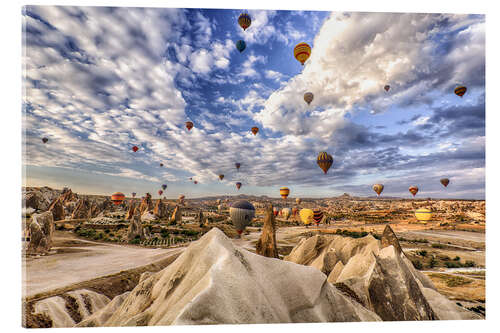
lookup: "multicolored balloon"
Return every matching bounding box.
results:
[161,184,167,190]
[158,190,163,196]
[454,86,467,97]
[236,182,242,190]
[185,121,194,131]
[219,174,224,181]
[296,198,301,205]
[281,208,291,220]
[384,85,390,92]
[251,127,259,135]
[294,42,311,65]
[317,152,333,174]
[111,192,125,205]
[131,192,136,198]
[273,206,279,216]
[235,163,241,171]
[313,209,323,225]
[279,187,290,200]
[238,13,251,31]
[373,184,384,196]
[409,186,419,197]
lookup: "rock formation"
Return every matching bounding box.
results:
[138,193,153,215]
[255,204,279,258]
[285,233,480,321]
[71,199,89,219]
[126,201,136,220]
[153,199,168,219]
[127,212,145,242]
[48,199,65,221]
[87,200,102,219]
[28,289,110,328]
[380,224,403,254]
[25,211,54,255]
[79,228,380,326]
[170,205,182,225]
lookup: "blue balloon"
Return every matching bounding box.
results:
[236,40,246,53]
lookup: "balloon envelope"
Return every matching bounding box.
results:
[304,92,314,105]
[236,40,246,53]
[280,187,290,199]
[42,137,48,143]
[251,127,259,135]
[440,178,450,187]
[111,192,125,205]
[235,163,241,170]
[299,209,314,225]
[236,182,242,190]
[229,200,255,234]
[313,209,323,225]
[185,121,194,130]
[238,13,251,31]
[294,42,311,65]
[282,208,291,219]
[384,85,390,92]
[409,186,419,197]
[296,198,301,204]
[415,208,433,222]
[219,174,224,181]
[132,146,139,152]
[161,184,167,190]
[454,86,467,97]
[317,152,333,174]
[373,184,384,196]
[132,192,136,198]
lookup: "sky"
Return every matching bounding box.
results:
[22,6,485,199]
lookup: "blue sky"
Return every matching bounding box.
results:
[22,6,485,199]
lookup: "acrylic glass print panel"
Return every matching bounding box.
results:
[22,5,485,327]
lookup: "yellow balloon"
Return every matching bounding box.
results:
[415,208,433,222]
[299,208,314,225]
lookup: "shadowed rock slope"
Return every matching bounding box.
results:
[284,225,480,321]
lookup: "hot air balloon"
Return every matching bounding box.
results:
[296,198,301,205]
[280,187,290,200]
[235,163,241,171]
[294,42,311,65]
[236,40,246,53]
[216,199,221,205]
[185,121,194,131]
[273,207,279,217]
[229,200,255,235]
[131,192,136,198]
[236,182,242,190]
[161,184,167,190]
[299,208,314,225]
[292,207,298,217]
[415,208,433,222]
[42,137,48,143]
[194,180,198,184]
[132,146,139,152]
[189,177,193,181]
[111,192,125,205]
[409,186,419,197]
[304,92,314,105]
[317,152,333,174]
[160,163,164,167]
[238,13,251,31]
[440,178,450,187]
[251,127,259,135]
[313,209,323,225]
[384,85,390,92]
[282,208,291,220]
[454,86,467,97]
[219,174,224,181]
[178,195,185,204]
[373,184,384,196]
[158,190,163,196]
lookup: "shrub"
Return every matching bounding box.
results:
[444,261,460,268]
[464,260,476,267]
[412,260,423,270]
[454,256,461,261]
[104,229,110,234]
[129,238,140,245]
[429,257,438,268]
[417,250,428,257]
[432,243,444,249]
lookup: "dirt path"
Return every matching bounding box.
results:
[23,234,184,299]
